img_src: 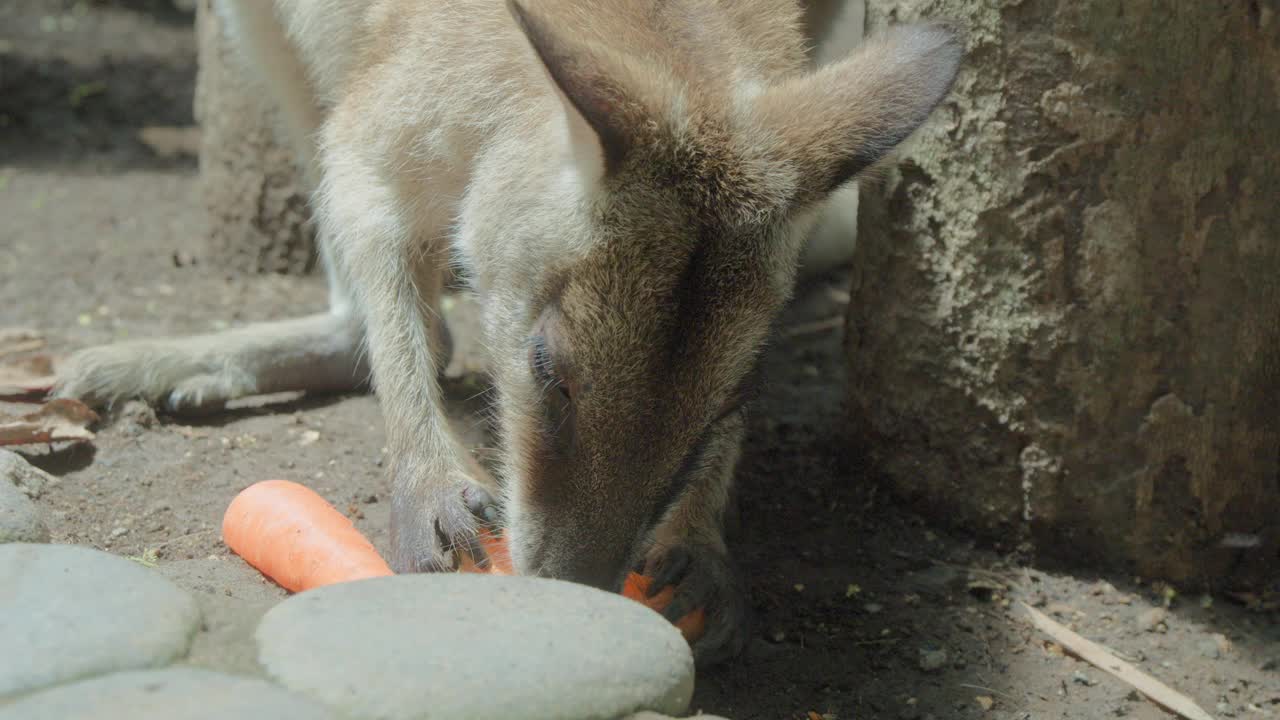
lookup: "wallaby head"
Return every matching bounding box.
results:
[472,0,964,590]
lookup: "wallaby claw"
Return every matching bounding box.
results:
[389,479,486,574]
[645,544,751,666]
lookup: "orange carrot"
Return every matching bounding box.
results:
[224,480,706,642]
[624,573,708,642]
[222,479,393,593]
[460,531,707,642]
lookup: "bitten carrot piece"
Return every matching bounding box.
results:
[461,531,707,643]
[222,479,393,593]
[624,573,708,642]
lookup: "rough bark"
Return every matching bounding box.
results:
[847,0,1279,589]
[194,1,315,275]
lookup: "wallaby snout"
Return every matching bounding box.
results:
[513,515,638,592]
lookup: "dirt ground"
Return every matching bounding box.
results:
[2,3,1277,719]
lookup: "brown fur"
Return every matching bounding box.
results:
[54,0,963,664]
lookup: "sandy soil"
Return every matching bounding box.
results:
[1,2,1277,719]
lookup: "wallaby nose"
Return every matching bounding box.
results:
[534,540,630,593]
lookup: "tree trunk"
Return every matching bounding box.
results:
[193,1,316,275]
[847,0,1279,589]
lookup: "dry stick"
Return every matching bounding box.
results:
[0,352,58,402]
[1020,601,1216,720]
[957,683,1023,708]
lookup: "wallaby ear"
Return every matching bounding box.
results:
[507,0,635,177]
[752,23,963,202]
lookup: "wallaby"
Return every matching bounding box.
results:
[55,0,962,664]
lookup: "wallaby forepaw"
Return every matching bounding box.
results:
[645,544,751,667]
[389,480,489,573]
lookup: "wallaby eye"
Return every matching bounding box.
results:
[530,338,570,400]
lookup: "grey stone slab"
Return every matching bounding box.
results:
[256,574,694,720]
[0,543,202,698]
[0,667,338,720]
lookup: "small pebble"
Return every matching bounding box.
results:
[1090,580,1116,595]
[1211,633,1232,656]
[918,646,947,673]
[1072,670,1096,686]
[1136,607,1168,633]
[1198,638,1222,659]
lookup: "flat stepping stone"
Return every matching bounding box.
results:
[0,543,202,698]
[256,574,695,720]
[0,667,338,720]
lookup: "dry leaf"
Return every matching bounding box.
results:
[0,330,46,366]
[0,353,58,402]
[0,339,44,358]
[975,695,995,711]
[0,398,98,446]
[0,327,44,348]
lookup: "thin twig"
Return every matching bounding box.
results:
[958,683,1022,705]
[1021,602,1216,720]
